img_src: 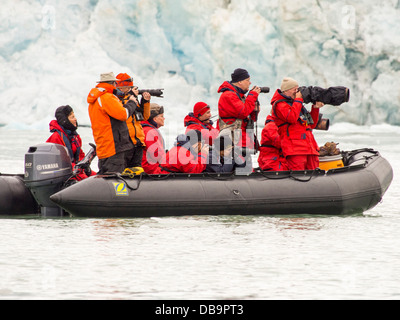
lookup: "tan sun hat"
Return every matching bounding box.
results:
[97,72,118,83]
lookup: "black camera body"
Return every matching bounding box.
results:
[259,87,270,93]
[299,86,350,106]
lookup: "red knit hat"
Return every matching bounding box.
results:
[116,73,134,87]
[193,102,210,117]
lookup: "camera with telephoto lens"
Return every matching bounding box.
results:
[259,87,270,93]
[138,88,164,98]
[299,86,350,106]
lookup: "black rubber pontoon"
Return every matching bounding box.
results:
[49,149,393,218]
[0,174,38,215]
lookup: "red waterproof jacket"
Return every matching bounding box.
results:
[270,89,319,157]
[217,81,259,147]
[162,146,207,174]
[46,120,93,180]
[47,120,85,163]
[258,116,288,171]
[184,113,219,145]
[141,120,166,174]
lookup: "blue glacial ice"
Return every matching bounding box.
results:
[0,0,399,135]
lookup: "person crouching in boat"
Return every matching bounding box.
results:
[161,130,209,174]
[184,102,219,146]
[258,115,288,171]
[46,105,95,180]
[205,134,245,173]
[141,103,166,174]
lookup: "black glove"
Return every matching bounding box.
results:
[124,100,137,118]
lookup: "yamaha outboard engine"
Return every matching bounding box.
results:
[24,143,73,217]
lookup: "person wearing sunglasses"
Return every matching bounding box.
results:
[184,102,219,146]
[115,73,151,176]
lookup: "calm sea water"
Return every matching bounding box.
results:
[0,124,399,300]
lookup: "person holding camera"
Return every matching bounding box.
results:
[270,77,324,171]
[161,130,209,174]
[184,102,219,145]
[87,72,138,175]
[116,73,151,174]
[217,68,261,150]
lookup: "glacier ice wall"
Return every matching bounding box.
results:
[1,0,400,140]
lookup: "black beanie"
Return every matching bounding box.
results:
[231,68,250,82]
[55,105,77,132]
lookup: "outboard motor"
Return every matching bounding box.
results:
[24,143,73,217]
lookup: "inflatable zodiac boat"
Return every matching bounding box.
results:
[0,142,392,218]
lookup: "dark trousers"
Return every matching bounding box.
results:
[98,151,126,175]
[125,146,144,168]
[98,147,144,175]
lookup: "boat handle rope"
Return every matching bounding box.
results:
[102,172,143,191]
[142,172,173,180]
[115,173,143,191]
[203,171,236,180]
[258,168,323,182]
[288,169,319,182]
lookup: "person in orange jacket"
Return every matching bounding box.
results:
[87,72,138,175]
[115,73,151,173]
[258,115,288,171]
[270,77,324,170]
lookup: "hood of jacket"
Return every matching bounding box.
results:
[49,120,78,139]
[217,81,247,96]
[184,113,202,127]
[87,83,115,104]
[49,120,77,138]
[270,89,293,106]
[49,119,64,133]
[184,113,214,129]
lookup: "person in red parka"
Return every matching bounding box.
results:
[217,68,261,149]
[271,77,324,170]
[141,103,166,174]
[161,130,209,174]
[46,105,94,180]
[184,102,219,146]
[258,115,288,171]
